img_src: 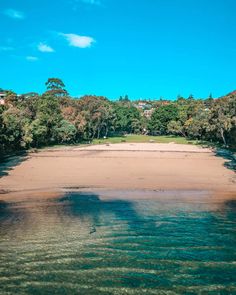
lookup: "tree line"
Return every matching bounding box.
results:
[0,78,236,155]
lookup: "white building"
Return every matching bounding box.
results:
[0,90,6,105]
[0,92,6,99]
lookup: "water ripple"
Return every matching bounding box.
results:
[0,191,236,294]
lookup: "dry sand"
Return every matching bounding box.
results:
[0,143,236,198]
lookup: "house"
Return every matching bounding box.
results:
[134,101,153,110]
[0,89,6,105]
[0,90,6,99]
[137,102,147,110]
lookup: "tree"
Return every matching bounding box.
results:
[76,96,115,139]
[148,104,178,135]
[113,102,144,134]
[35,95,63,144]
[2,107,29,149]
[124,95,129,102]
[55,120,77,143]
[29,119,47,147]
[209,97,235,146]
[45,78,68,97]
[188,94,194,100]
[167,120,185,136]
[1,80,236,155]
[4,90,18,106]
[205,93,214,108]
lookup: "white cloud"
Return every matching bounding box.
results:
[81,0,101,5]
[0,46,14,51]
[26,56,38,61]
[4,9,24,19]
[71,0,102,11]
[60,33,95,48]
[38,42,54,53]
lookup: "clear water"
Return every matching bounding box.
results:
[0,191,236,294]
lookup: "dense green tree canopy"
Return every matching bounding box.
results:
[1,78,236,155]
[148,104,178,135]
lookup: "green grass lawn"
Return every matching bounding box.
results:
[38,135,202,151]
[91,134,197,145]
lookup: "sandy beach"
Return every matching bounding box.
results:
[0,143,236,197]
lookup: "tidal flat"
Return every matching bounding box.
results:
[0,143,236,294]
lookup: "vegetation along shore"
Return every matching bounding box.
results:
[1,78,236,158]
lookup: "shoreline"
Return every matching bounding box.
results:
[0,143,236,200]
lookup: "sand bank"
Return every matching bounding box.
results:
[0,143,235,197]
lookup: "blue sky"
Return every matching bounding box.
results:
[1,0,236,99]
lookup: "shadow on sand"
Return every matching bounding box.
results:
[0,152,29,194]
[0,152,28,178]
[215,149,236,174]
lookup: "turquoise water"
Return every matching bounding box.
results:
[0,191,236,294]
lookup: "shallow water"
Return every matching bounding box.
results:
[0,191,236,294]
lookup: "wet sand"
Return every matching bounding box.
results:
[1,143,236,294]
[0,143,236,198]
